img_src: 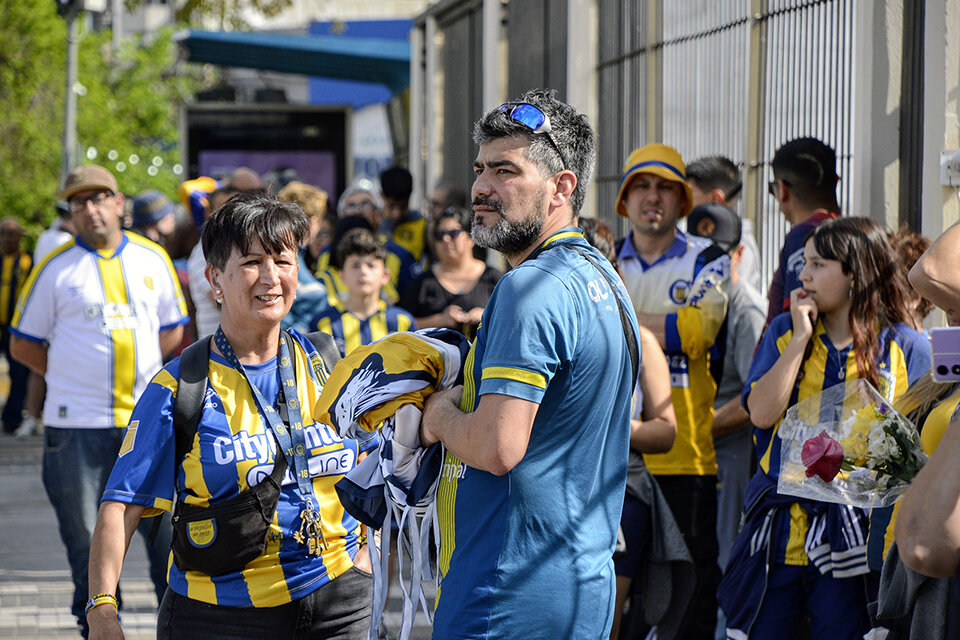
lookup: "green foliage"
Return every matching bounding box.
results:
[0,1,66,240]
[76,26,203,202]
[125,0,293,30]
[0,1,205,245]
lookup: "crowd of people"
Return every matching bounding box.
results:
[5,86,960,640]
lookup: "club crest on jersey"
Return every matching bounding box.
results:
[669,279,691,304]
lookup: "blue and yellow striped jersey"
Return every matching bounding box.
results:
[312,300,415,356]
[314,238,420,305]
[102,329,373,607]
[742,314,930,566]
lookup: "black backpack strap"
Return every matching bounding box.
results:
[174,336,211,466]
[303,330,341,377]
[147,336,210,546]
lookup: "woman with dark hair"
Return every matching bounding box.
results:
[399,207,501,339]
[719,216,930,640]
[86,194,373,639]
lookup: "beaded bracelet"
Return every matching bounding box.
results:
[84,593,118,615]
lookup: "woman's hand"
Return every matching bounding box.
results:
[353,541,372,573]
[790,287,817,341]
[87,605,124,640]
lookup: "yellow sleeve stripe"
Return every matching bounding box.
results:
[481,366,546,389]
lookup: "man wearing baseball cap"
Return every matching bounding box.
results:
[614,143,729,639]
[687,204,766,596]
[130,189,177,246]
[10,165,188,636]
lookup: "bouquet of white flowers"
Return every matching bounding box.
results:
[777,379,927,508]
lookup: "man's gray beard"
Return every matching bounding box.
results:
[471,211,544,256]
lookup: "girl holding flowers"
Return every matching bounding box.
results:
[719,217,930,639]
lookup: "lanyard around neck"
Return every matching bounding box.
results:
[214,327,315,506]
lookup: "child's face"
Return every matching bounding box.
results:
[799,238,852,315]
[341,254,389,298]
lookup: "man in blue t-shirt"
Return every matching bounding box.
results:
[420,89,638,640]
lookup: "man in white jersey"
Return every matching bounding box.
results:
[10,165,188,637]
[614,143,730,639]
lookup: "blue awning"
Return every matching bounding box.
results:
[174,30,411,93]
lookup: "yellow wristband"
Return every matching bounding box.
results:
[84,593,118,615]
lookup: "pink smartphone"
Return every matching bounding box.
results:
[931,327,960,382]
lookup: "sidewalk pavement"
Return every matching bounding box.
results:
[0,432,435,639]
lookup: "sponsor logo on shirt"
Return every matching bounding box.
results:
[83,301,147,331]
[587,276,611,303]
[212,422,355,485]
[441,460,467,481]
[668,354,690,388]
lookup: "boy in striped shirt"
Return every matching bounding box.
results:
[311,229,415,356]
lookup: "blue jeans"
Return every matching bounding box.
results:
[157,566,373,639]
[42,427,172,635]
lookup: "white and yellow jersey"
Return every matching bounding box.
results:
[617,229,730,475]
[12,232,188,428]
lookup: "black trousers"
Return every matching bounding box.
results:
[655,474,722,640]
[157,566,373,640]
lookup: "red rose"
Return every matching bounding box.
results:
[801,430,844,482]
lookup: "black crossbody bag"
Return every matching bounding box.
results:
[151,331,341,577]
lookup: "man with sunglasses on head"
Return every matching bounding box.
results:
[9,165,188,637]
[614,142,730,639]
[420,89,638,639]
[764,137,840,329]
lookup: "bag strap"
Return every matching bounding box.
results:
[562,245,640,385]
[174,336,211,467]
[147,336,211,546]
[304,330,341,375]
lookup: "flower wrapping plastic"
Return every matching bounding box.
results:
[777,379,927,508]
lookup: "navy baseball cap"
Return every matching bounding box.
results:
[687,204,742,252]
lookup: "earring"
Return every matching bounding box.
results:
[215,288,223,304]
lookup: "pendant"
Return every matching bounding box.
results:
[296,506,327,555]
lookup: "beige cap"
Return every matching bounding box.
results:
[58,165,119,201]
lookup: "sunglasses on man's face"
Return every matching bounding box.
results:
[433,228,464,242]
[497,102,569,171]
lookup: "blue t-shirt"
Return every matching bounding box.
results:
[433,229,637,639]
